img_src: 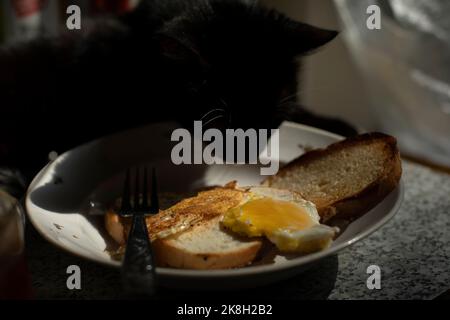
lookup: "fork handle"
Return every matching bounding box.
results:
[122,214,157,297]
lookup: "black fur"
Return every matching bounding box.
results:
[0,0,355,196]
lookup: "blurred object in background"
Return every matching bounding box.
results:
[335,0,450,167]
[90,0,140,15]
[389,0,450,42]
[262,0,373,132]
[0,0,139,45]
[0,190,32,299]
[1,0,59,44]
[0,6,4,42]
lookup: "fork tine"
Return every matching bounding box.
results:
[120,168,131,214]
[134,167,140,210]
[142,167,149,211]
[150,167,159,214]
[121,166,157,296]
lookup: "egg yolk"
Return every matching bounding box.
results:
[222,197,316,238]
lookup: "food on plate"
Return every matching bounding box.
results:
[105,182,244,245]
[221,187,337,253]
[152,215,262,270]
[106,183,264,269]
[105,132,402,270]
[263,132,402,222]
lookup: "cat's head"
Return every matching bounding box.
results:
[135,0,337,129]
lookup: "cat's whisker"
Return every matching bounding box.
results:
[219,98,229,110]
[208,98,231,126]
[220,99,234,126]
[278,97,298,106]
[276,100,297,110]
[200,108,226,121]
[278,92,301,104]
[202,114,225,128]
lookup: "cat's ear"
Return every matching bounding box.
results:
[285,21,338,54]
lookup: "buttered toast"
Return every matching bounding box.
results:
[152,216,262,269]
[263,132,402,222]
[105,184,263,269]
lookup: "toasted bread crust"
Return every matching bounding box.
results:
[153,236,262,270]
[267,132,398,179]
[104,187,262,269]
[105,212,262,269]
[105,186,247,244]
[264,132,402,222]
[151,207,263,269]
[325,140,401,221]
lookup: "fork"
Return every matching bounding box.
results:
[119,167,158,297]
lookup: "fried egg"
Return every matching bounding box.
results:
[221,187,338,253]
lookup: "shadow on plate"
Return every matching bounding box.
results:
[28,140,211,214]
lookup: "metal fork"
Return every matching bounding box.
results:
[119,167,158,297]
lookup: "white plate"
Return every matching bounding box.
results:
[25,122,403,289]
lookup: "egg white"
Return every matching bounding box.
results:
[222,192,338,253]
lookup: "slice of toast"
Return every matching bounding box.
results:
[105,186,316,269]
[105,184,263,269]
[105,184,247,245]
[263,132,402,222]
[152,216,262,269]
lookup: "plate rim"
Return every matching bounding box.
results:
[25,122,404,278]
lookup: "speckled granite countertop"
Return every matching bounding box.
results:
[25,161,450,300]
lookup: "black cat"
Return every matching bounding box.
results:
[0,0,356,198]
